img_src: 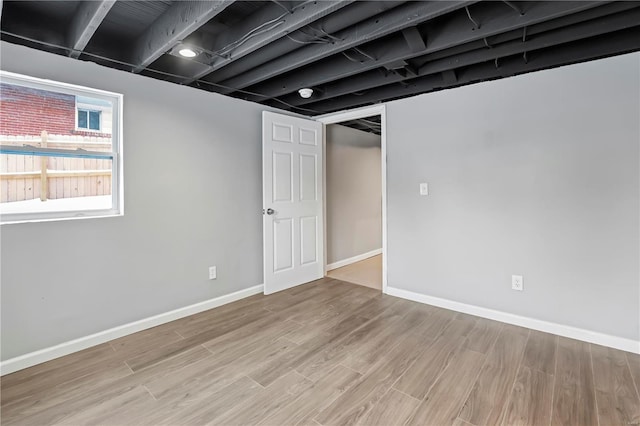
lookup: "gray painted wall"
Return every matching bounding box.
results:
[0,42,279,360]
[326,124,381,264]
[386,52,640,341]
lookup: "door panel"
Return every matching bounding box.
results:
[272,122,293,143]
[273,218,294,272]
[299,154,317,201]
[300,216,318,265]
[263,111,324,294]
[299,127,318,145]
[273,152,293,202]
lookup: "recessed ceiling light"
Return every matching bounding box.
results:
[178,47,198,58]
[298,88,313,99]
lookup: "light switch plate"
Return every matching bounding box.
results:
[419,183,429,196]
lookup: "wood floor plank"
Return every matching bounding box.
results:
[1,343,117,403]
[201,319,301,361]
[156,376,263,425]
[521,330,557,375]
[406,349,486,426]
[282,286,380,346]
[109,327,183,356]
[5,376,143,426]
[346,294,402,320]
[212,371,313,426]
[355,388,421,426]
[167,280,329,337]
[283,285,372,324]
[165,294,276,334]
[503,366,554,426]
[342,308,430,374]
[3,280,638,426]
[458,326,529,425]
[314,320,432,426]
[284,306,350,345]
[125,306,275,371]
[145,337,299,405]
[627,351,640,401]
[551,337,597,426]
[464,317,503,354]
[1,343,116,391]
[414,308,457,341]
[54,385,156,426]
[1,355,126,406]
[262,279,346,313]
[591,344,640,425]
[259,365,361,426]
[174,308,270,339]
[393,315,476,400]
[452,418,475,426]
[0,362,133,424]
[2,344,212,425]
[295,299,422,380]
[247,312,371,387]
[295,308,404,381]
[129,344,213,385]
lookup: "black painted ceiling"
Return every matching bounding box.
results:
[2,0,639,128]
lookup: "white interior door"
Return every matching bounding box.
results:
[263,111,324,295]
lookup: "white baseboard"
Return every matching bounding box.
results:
[326,248,382,272]
[0,284,264,376]
[386,286,640,354]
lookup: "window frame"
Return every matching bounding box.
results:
[0,71,124,224]
[76,108,102,131]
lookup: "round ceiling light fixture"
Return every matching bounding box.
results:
[178,47,198,58]
[298,88,314,99]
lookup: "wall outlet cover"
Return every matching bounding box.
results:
[512,275,523,291]
[209,266,217,280]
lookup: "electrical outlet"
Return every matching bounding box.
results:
[512,275,523,291]
[209,266,217,280]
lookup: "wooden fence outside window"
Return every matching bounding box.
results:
[0,131,112,203]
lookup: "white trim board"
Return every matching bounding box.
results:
[326,249,382,272]
[386,286,640,354]
[317,104,388,294]
[0,284,264,376]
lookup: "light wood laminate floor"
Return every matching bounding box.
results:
[2,278,639,426]
[326,255,382,290]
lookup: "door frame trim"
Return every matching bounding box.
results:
[315,104,388,294]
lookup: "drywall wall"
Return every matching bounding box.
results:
[386,52,640,341]
[326,124,381,264]
[0,42,280,360]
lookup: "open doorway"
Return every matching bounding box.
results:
[317,105,387,292]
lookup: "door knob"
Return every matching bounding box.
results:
[265,208,275,215]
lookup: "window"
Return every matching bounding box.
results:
[0,71,123,224]
[77,109,101,131]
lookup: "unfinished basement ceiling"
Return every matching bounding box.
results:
[2,0,639,123]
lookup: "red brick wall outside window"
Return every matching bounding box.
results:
[0,83,111,137]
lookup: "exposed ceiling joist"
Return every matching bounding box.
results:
[252,0,605,101]
[180,0,354,85]
[284,2,640,108]
[304,26,640,114]
[202,1,404,90]
[417,8,640,75]
[220,1,474,94]
[130,0,233,73]
[2,0,638,116]
[402,27,427,53]
[67,0,116,59]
